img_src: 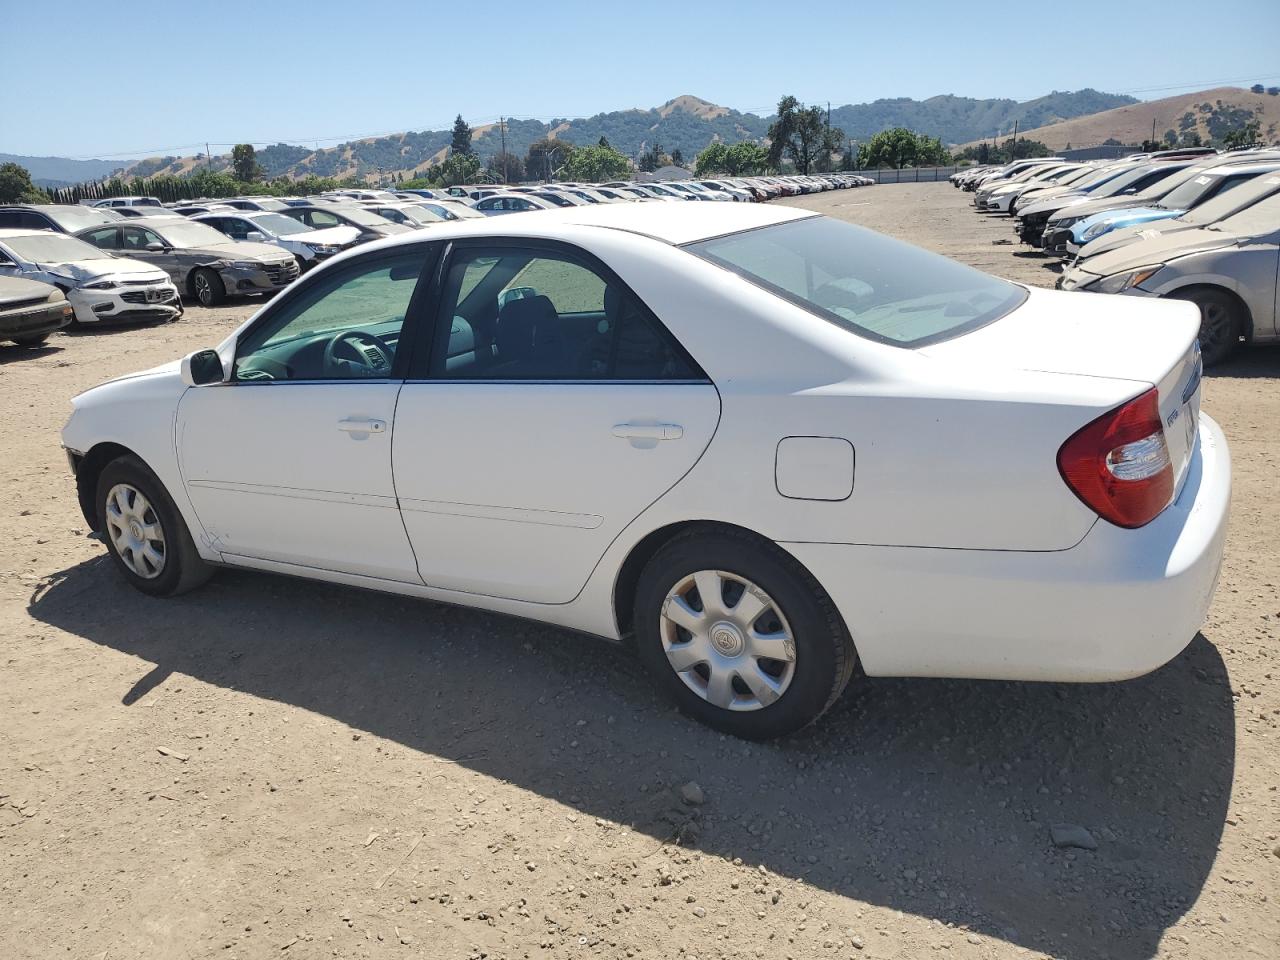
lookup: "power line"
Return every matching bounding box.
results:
[58,71,1280,163]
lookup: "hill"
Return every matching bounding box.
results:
[1,153,123,187]
[49,88,1137,185]
[958,87,1280,151]
[831,88,1136,145]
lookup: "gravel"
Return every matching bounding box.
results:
[0,183,1275,960]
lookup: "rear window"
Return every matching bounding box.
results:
[686,216,1026,346]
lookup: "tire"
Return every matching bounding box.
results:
[11,333,50,347]
[191,267,225,307]
[633,529,856,740]
[96,454,214,598]
[1171,288,1241,366]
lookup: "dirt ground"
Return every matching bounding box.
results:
[1,183,1276,960]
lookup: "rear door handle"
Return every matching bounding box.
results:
[612,423,683,441]
[337,418,386,434]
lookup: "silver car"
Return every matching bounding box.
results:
[76,216,299,306]
[1059,191,1280,364]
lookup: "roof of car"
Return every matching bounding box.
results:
[0,227,78,239]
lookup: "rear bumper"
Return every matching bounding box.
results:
[783,413,1230,682]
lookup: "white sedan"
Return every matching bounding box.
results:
[60,203,1230,740]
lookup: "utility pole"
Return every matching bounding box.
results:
[1151,116,1157,148]
[1012,119,1018,156]
[206,143,211,170]
[500,116,507,184]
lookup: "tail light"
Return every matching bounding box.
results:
[1057,387,1173,528]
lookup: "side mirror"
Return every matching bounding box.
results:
[145,241,166,251]
[246,231,266,241]
[181,349,226,386]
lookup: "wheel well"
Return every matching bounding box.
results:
[612,520,828,641]
[75,442,138,532]
[1170,284,1254,342]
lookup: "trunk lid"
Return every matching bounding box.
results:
[921,286,1203,496]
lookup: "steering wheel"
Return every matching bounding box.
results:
[322,330,394,377]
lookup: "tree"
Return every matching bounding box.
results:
[1250,84,1265,94]
[451,114,473,156]
[766,96,841,174]
[1268,87,1280,96]
[638,141,669,173]
[563,144,631,183]
[486,150,523,184]
[695,141,770,177]
[525,138,575,181]
[231,144,263,182]
[1222,118,1261,149]
[597,136,611,149]
[670,148,684,168]
[0,162,48,203]
[436,152,481,186]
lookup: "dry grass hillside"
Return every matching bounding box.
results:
[961,86,1280,151]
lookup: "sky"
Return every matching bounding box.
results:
[3,0,1278,159]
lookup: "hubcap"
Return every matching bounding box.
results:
[659,570,797,712]
[104,483,166,579]
[195,274,211,302]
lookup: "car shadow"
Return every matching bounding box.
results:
[0,340,64,363]
[1205,346,1280,379]
[28,559,1234,960]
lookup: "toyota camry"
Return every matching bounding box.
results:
[60,203,1229,739]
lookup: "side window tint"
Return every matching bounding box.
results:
[84,227,118,248]
[431,248,700,381]
[233,250,429,382]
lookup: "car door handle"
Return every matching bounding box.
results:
[337,418,386,434]
[612,423,683,441]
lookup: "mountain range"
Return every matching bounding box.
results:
[9,88,1143,185]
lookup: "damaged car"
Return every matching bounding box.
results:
[0,229,180,326]
[75,216,300,306]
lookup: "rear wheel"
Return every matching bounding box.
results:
[11,333,50,347]
[633,530,856,740]
[1172,288,1242,366]
[96,455,214,597]
[191,267,225,307]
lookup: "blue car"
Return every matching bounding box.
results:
[1069,160,1280,254]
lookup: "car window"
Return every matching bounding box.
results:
[428,246,701,381]
[220,218,253,240]
[82,226,120,249]
[233,250,429,382]
[121,227,164,250]
[688,215,1026,347]
[309,210,341,228]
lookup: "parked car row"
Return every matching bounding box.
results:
[0,172,871,347]
[953,148,1280,364]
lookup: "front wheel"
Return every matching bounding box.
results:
[96,455,214,597]
[191,267,225,307]
[1171,288,1242,366]
[11,333,50,347]
[633,531,856,740]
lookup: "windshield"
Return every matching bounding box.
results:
[1214,190,1280,235]
[1155,172,1230,211]
[154,220,238,248]
[687,216,1025,347]
[399,206,445,224]
[1181,175,1280,225]
[248,213,312,236]
[329,206,394,227]
[4,233,113,262]
[1093,164,1183,199]
[1075,166,1132,192]
[44,205,123,230]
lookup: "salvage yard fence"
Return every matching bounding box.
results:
[857,166,958,184]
